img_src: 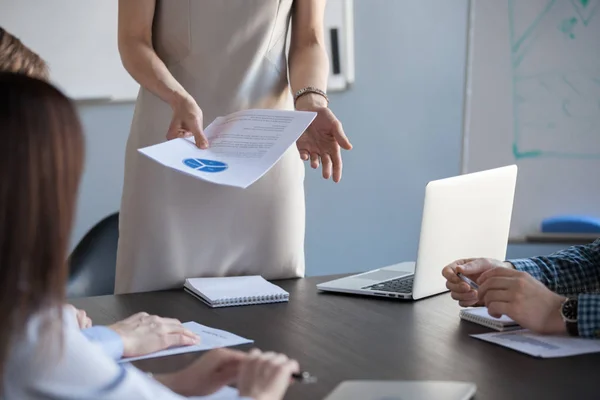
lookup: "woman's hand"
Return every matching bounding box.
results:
[167,93,209,149]
[237,349,300,400]
[108,312,199,358]
[156,348,247,397]
[295,94,352,182]
[66,304,92,329]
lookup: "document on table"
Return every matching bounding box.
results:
[138,109,317,189]
[118,322,252,363]
[472,329,600,358]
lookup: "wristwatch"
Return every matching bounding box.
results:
[560,297,579,336]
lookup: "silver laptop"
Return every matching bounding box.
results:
[317,165,517,301]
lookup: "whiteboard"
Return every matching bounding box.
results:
[0,0,140,101]
[1,0,353,101]
[462,0,600,239]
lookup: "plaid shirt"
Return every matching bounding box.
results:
[509,238,600,338]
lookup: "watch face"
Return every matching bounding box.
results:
[562,299,578,322]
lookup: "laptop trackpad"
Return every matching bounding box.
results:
[357,269,410,281]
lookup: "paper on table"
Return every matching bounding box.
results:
[118,322,252,363]
[472,329,600,358]
[189,386,239,400]
[138,109,317,189]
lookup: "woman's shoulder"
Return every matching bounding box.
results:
[4,306,119,396]
[5,306,187,399]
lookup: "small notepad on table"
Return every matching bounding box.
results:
[184,276,289,308]
[459,307,521,331]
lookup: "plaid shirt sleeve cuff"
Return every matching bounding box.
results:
[577,294,600,339]
[508,258,544,281]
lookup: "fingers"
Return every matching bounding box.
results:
[330,150,343,183]
[478,266,520,285]
[450,288,480,308]
[152,319,200,344]
[321,154,333,180]
[73,308,92,329]
[189,123,209,150]
[299,150,310,161]
[126,312,150,322]
[477,277,514,300]
[332,119,352,151]
[310,152,320,169]
[166,118,181,141]
[456,258,492,276]
[487,301,511,319]
[480,289,513,306]
[442,261,475,294]
[82,315,92,329]
[441,264,462,284]
[162,332,199,348]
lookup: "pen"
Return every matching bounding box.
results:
[292,371,317,384]
[457,272,479,290]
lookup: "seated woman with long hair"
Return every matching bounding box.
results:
[0,72,298,399]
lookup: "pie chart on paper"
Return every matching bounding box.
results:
[183,158,228,173]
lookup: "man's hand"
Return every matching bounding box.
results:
[442,258,512,307]
[477,267,567,335]
[108,312,199,358]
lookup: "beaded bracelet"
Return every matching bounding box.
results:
[293,86,329,107]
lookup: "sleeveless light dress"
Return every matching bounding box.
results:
[115,0,304,294]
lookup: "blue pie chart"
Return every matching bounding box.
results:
[183,158,228,173]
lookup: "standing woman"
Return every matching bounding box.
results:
[116,0,352,293]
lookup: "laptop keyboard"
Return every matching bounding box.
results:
[363,276,414,294]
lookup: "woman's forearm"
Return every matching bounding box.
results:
[289,42,330,108]
[288,0,330,109]
[289,41,329,93]
[119,40,190,108]
[117,0,189,108]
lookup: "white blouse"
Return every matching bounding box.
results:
[2,307,247,400]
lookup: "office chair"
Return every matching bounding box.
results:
[66,212,119,298]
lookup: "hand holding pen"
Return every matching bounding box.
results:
[238,349,316,400]
[442,258,512,307]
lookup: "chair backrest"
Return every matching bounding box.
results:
[66,212,119,298]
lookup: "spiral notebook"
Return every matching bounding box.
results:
[184,276,289,308]
[459,307,521,331]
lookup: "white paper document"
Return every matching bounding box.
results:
[189,386,239,400]
[472,329,600,358]
[138,109,317,188]
[118,322,252,363]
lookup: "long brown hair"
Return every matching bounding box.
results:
[0,72,84,382]
[0,27,49,80]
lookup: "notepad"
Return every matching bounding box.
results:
[184,276,289,308]
[459,307,521,331]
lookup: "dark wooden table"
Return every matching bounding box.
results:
[71,275,597,400]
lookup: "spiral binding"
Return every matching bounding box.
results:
[214,293,289,307]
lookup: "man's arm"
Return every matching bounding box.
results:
[576,294,600,338]
[509,238,600,295]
